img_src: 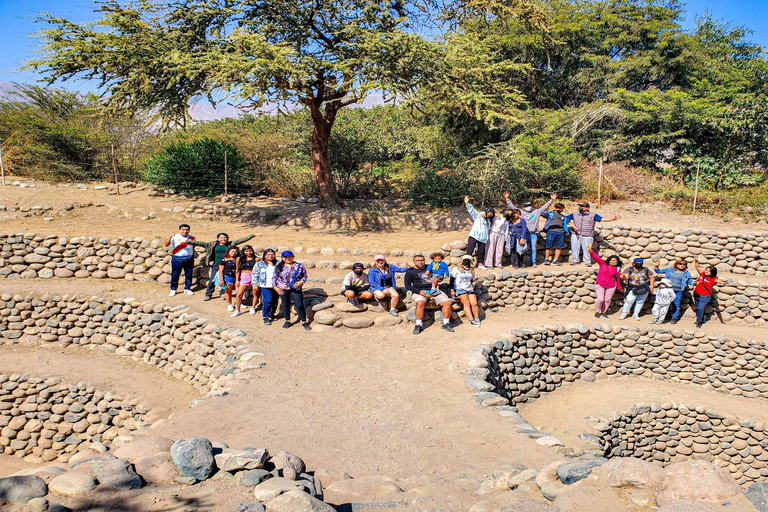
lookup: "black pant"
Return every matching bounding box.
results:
[467,237,486,264]
[204,264,220,298]
[509,250,524,268]
[281,288,307,323]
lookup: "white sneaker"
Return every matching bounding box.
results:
[618,313,627,320]
[249,308,256,315]
[633,315,641,321]
[478,265,488,270]
[231,311,241,318]
[169,290,177,297]
[183,289,194,295]
[227,305,235,312]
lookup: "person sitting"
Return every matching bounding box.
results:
[425,252,450,294]
[368,255,408,317]
[341,263,373,306]
[405,255,454,335]
[650,278,676,325]
[653,258,693,324]
[451,255,481,327]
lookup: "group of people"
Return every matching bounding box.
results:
[165,226,310,330]
[465,193,620,269]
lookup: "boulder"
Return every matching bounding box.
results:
[264,490,335,511]
[342,317,374,329]
[90,458,144,490]
[599,457,663,490]
[238,502,267,512]
[655,460,742,505]
[240,469,272,488]
[112,436,174,462]
[0,475,48,504]
[324,475,405,505]
[253,477,306,501]
[270,452,305,481]
[374,315,402,327]
[48,473,96,497]
[170,437,215,481]
[553,487,625,512]
[745,482,768,512]
[133,452,178,484]
[215,449,269,472]
[313,311,340,325]
[556,459,606,485]
[335,302,367,313]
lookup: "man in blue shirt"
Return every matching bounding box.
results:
[653,258,694,323]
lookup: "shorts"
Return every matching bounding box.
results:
[240,272,253,286]
[455,289,475,297]
[412,291,451,305]
[223,275,236,286]
[546,231,565,249]
[344,285,369,295]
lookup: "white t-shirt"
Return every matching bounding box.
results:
[489,216,509,234]
[170,234,194,259]
[265,264,276,287]
[451,267,475,293]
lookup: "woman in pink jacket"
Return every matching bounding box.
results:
[588,245,622,318]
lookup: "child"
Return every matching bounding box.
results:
[425,252,450,295]
[217,246,240,312]
[451,255,481,327]
[650,278,676,324]
[232,245,259,317]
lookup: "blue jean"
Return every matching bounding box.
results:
[696,295,712,325]
[281,288,307,323]
[528,233,539,265]
[170,255,194,291]
[622,290,648,316]
[261,288,279,319]
[669,291,684,320]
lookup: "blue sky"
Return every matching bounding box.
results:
[1,0,767,89]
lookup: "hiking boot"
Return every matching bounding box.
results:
[413,325,423,335]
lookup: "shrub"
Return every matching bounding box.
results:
[407,169,470,208]
[144,138,247,196]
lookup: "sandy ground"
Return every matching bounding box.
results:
[0,183,767,510]
[520,376,768,450]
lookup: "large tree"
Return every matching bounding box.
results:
[31,0,527,206]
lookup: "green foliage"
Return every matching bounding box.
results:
[407,170,470,208]
[144,138,247,196]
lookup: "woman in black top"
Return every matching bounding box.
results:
[233,245,259,317]
[218,246,240,313]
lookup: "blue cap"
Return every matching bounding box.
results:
[633,258,643,263]
[281,250,295,258]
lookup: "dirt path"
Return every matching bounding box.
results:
[519,376,768,450]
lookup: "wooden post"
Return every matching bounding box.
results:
[596,157,604,208]
[692,161,701,215]
[224,151,228,197]
[110,143,120,196]
[0,134,6,186]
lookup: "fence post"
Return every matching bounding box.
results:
[111,143,120,196]
[224,150,228,198]
[692,161,701,215]
[0,133,6,186]
[596,157,604,208]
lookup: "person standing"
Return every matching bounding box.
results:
[232,245,259,317]
[619,258,655,320]
[405,255,454,335]
[189,232,255,301]
[255,248,279,325]
[217,246,240,312]
[165,224,196,297]
[542,202,568,265]
[566,203,620,266]
[505,209,529,269]
[504,192,557,267]
[653,258,694,324]
[588,245,622,317]
[273,251,310,330]
[464,196,492,270]
[693,256,718,328]
[484,208,508,269]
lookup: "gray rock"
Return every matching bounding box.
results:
[271,451,305,481]
[240,469,272,488]
[214,449,268,472]
[556,459,607,485]
[170,437,215,481]
[253,477,306,501]
[91,458,144,489]
[745,482,768,512]
[264,490,335,511]
[0,475,48,504]
[237,501,266,512]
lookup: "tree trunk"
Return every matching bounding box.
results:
[309,104,343,208]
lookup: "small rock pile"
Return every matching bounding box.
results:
[597,402,768,486]
[0,294,262,393]
[0,374,148,463]
[0,434,333,512]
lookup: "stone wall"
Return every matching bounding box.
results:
[0,374,148,463]
[599,402,768,486]
[0,294,256,393]
[484,324,768,406]
[477,269,768,326]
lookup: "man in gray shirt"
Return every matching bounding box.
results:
[504,191,557,268]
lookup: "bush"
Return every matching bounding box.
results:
[144,138,247,196]
[407,169,469,208]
